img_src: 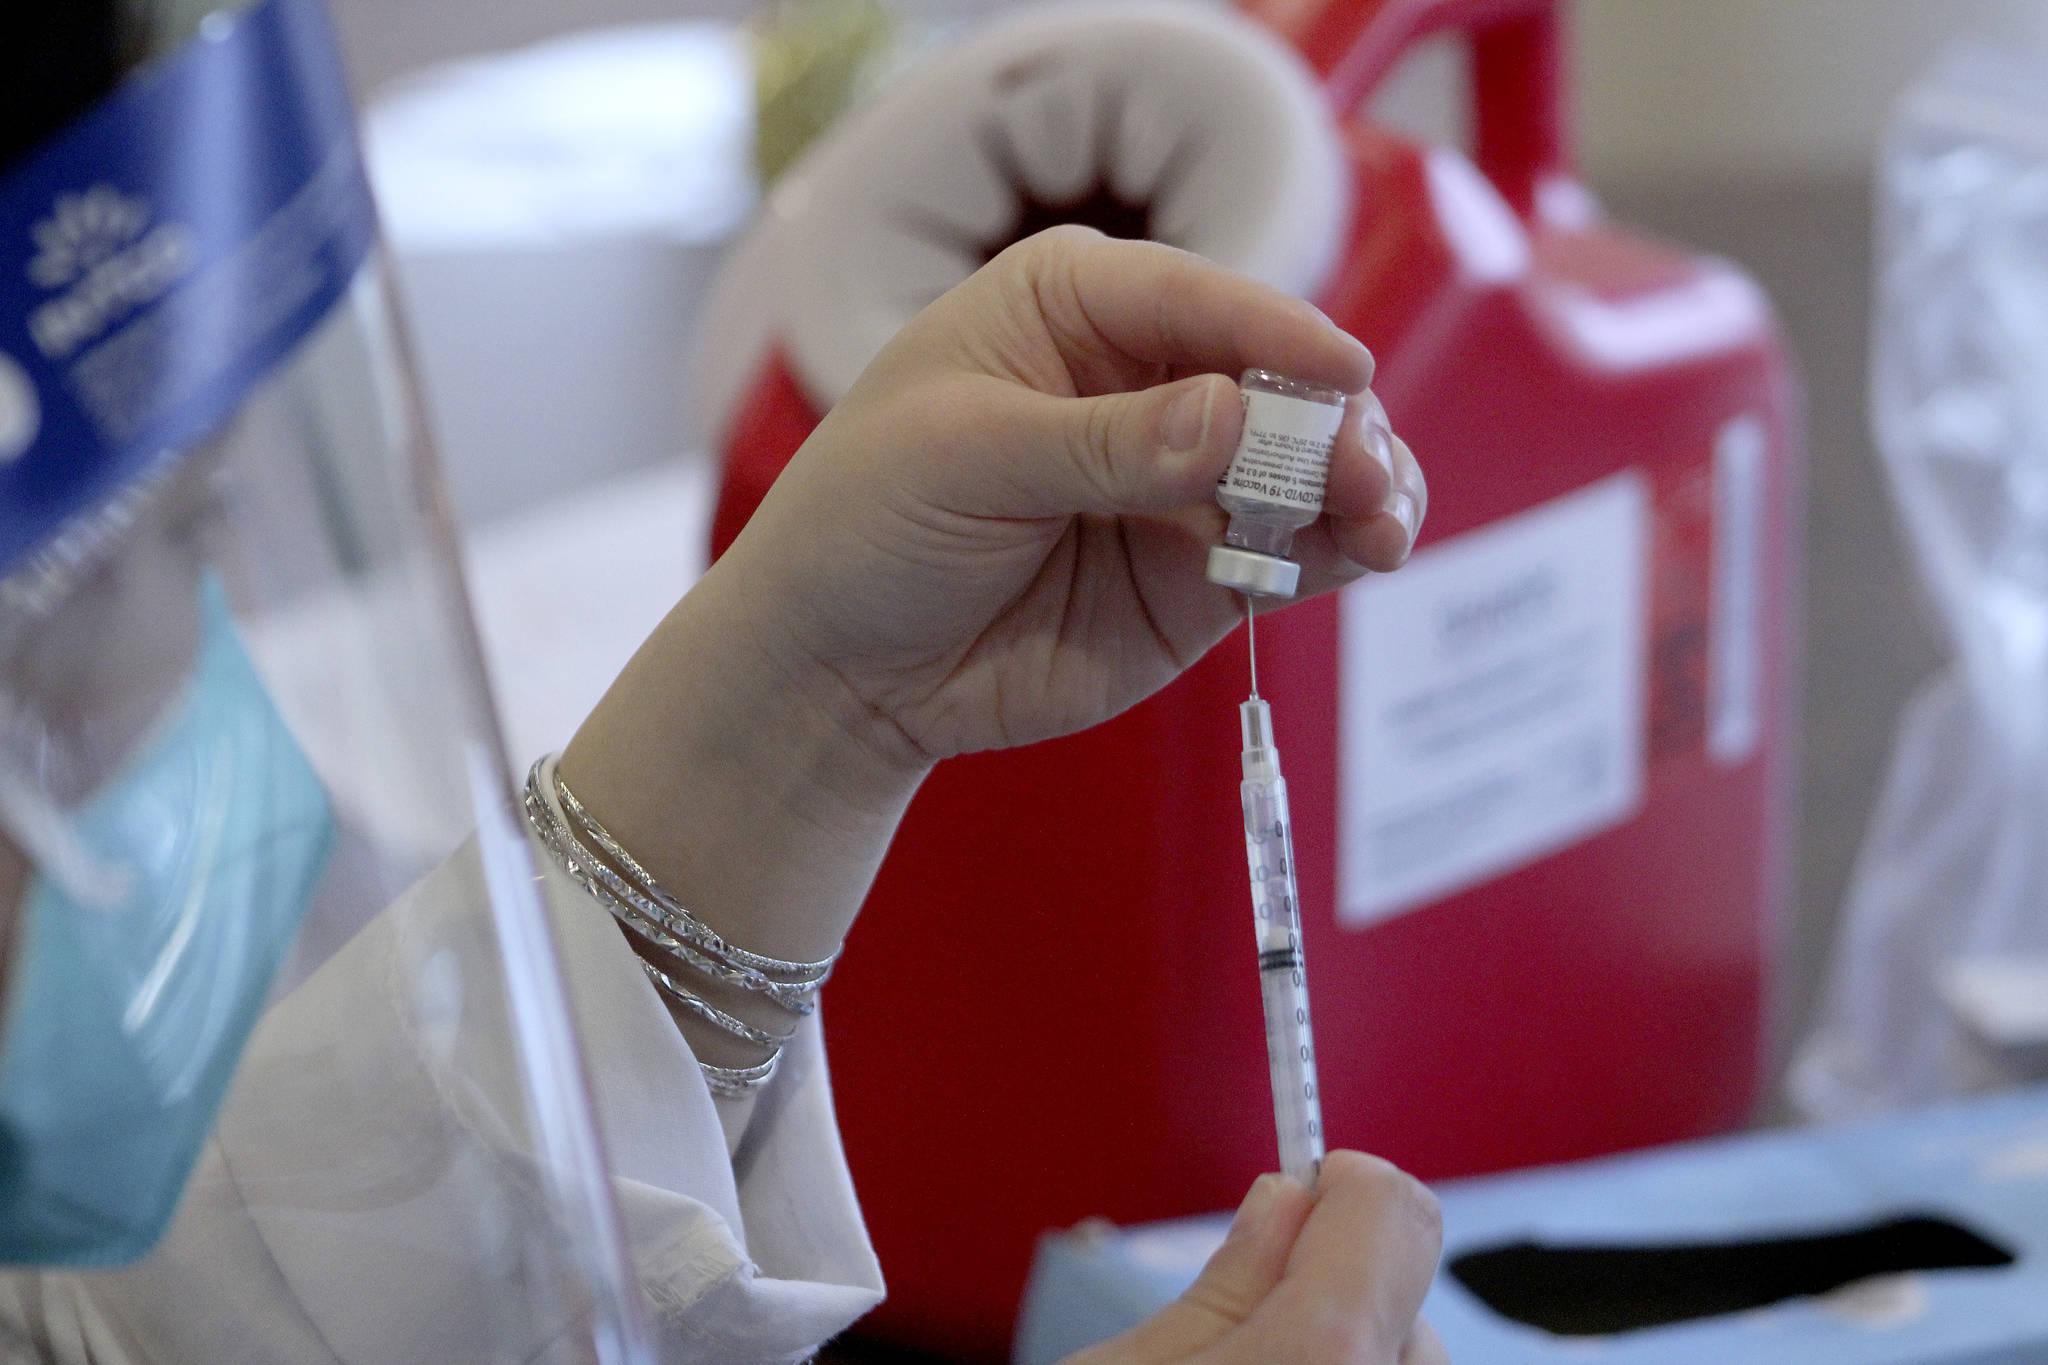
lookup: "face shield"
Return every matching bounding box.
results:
[0,0,650,1357]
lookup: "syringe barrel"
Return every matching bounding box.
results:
[1261,952,1324,1187]
[1240,728,1325,1187]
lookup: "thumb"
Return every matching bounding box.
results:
[960,373,1242,521]
[1064,1174,1315,1365]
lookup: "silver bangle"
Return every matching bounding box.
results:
[524,777,822,1016]
[639,957,797,1050]
[553,769,839,980]
[521,753,833,1097]
[701,1054,780,1098]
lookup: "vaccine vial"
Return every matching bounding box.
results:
[1206,369,1349,599]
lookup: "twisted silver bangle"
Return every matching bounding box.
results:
[524,775,822,1016]
[701,1055,780,1098]
[553,770,839,980]
[639,957,797,1049]
[521,753,835,1097]
[523,770,787,1078]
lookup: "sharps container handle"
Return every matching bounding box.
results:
[1239,0,1572,222]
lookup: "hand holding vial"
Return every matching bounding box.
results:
[566,224,1435,1364]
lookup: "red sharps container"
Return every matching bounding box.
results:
[701,0,1799,1355]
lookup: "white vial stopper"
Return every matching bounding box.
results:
[1208,544,1301,598]
[1206,368,1347,600]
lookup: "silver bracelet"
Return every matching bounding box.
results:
[701,1054,780,1098]
[553,770,839,980]
[522,764,789,1081]
[639,956,797,1050]
[525,776,823,1016]
[521,754,835,1096]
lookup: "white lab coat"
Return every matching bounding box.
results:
[0,838,886,1363]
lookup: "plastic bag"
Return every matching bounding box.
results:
[1792,41,2048,1118]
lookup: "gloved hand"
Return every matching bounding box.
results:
[1064,1152,1446,1365]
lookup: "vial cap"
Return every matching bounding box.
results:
[1206,545,1300,598]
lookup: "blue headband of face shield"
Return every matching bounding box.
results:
[0,573,332,1266]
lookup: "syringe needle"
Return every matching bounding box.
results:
[1246,595,1259,698]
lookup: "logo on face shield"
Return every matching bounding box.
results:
[0,352,37,465]
[22,187,195,361]
[26,186,150,290]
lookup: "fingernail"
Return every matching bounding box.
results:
[1355,387,1390,430]
[1386,490,1420,550]
[1363,419,1396,479]
[1164,380,1216,453]
[1229,1173,1284,1237]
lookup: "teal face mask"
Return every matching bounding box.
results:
[0,575,333,1266]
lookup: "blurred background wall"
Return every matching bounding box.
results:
[330,0,2048,179]
[326,0,2048,1111]
[1579,0,2048,183]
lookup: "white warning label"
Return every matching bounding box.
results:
[1338,472,1649,927]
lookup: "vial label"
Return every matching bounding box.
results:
[1219,389,1343,513]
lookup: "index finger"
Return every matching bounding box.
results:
[1008,226,1375,398]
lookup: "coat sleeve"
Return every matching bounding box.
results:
[0,835,885,1364]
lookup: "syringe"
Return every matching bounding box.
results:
[1237,603,1325,1188]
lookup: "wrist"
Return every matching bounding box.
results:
[560,556,928,968]
[719,565,937,822]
